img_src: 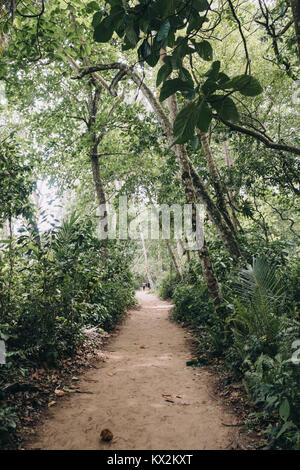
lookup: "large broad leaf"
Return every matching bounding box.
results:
[192,0,210,12]
[86,1,100,13]
[209,96,239,122]
[156,63,172,87]
[145,49,160,67]
[223,75,263,96]
[173,102,199,144]
[187,14,206,34]
[94,17,114,42]
[197,99,212,132]
[138,40,151,60]
[202,79,218,95]
[179,67,194,87]
[125,23,139,46]
[159,78,194,102]
[204,60,220,81]
[157,19,170,42]
[92,11,104,28]
[279,398,290,422]
[194,40,213,61]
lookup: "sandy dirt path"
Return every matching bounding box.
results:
[28,291,237,450]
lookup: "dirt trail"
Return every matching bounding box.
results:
[28,291,237,450]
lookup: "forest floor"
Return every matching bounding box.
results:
[25,291,250,450]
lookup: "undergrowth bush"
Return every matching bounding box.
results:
[172,283,214,326]
[0,212,135,446]
[158,272,181,300]
[168,254,300,448]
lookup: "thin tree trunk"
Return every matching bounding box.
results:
[140,228,154,287]
[222,140,239,231]
[199,131,236,235]
[164,88,224,308]
[165,239,183,280]
[87,84,108,235]
[198,240,223,307]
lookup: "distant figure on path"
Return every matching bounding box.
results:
[142,282,146,291]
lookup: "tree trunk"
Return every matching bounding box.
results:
[165,239,183,280]
[199,131,236,235]
[291,0,300,58]
[165,90,241,261]
[222,140,239,231]
[140,228,154,287]
[87,84,108,236]
[165,90,224,308]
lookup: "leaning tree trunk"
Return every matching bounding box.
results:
[165,89,224,308]
[165,239,183,280]
[199,131,237,235]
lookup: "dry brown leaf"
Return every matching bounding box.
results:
[100,428,113,442]
[48,401,56,407]
[54,389,66,397]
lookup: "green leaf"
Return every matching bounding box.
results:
[194,40,213,61]
[187,14,206,34]
[145,48,160,67]
[223,75,263,96]
[125,23,138,46]
[157,19,170,42]
[192,0,210,12]
[159,78,193,102]
[173,102,199,144]
[197,98,212,132]
[138,40,151,60]
[209,96,239,122]
[279,398,290,422]
[156,63,172,87]
[202,79,218,95]
[276,421,294,439]
[93,17,114,43]
[204,60,220,81]
[86,1,99,13]
[92,11,104,28]
[179,67,194,87]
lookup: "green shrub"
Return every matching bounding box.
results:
[158,272,181,300]
[0,405,17,446]
[244,353,300,449]
[172,282,214,326]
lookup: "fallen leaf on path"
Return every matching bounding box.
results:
[48,401,56,407]
[54,389,66,397]
[140,345,146,349]
[72,376,79,381]
[100,429,113,442]
[162,394,173,399]
[176,395,183,399]
[165,399,175,403]
[63,386,77,393]
[107,372,115,377]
